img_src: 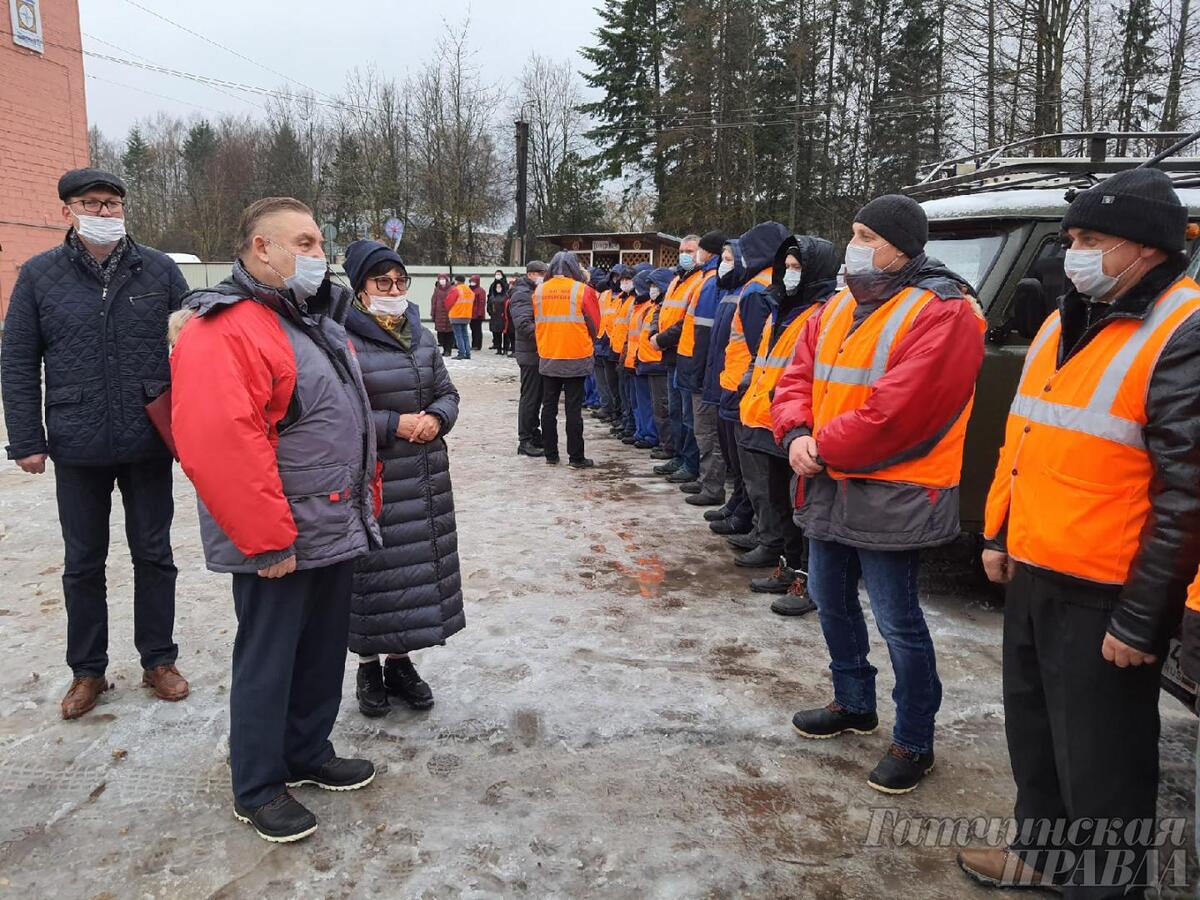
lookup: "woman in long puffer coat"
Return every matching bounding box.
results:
[430,273,455,357]
[487,270,509,353]
[342,240,465,717]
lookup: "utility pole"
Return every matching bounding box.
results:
[514,117,530,267]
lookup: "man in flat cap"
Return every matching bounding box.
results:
[1,167,191,720]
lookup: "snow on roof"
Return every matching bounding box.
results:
[922,188,1200,220]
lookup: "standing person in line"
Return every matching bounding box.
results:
[640,267,678,459]
[584,267,610,413]
[533,251,602,468]
[608,266,639,442]
[626,266,659,450]
[2,168,191,720]
[597,266,630,427]
[771,195,984,795]
[502,288,516,356]
[431,273,454,358]
[957,170,1200,896]
[448,275,474,359]
[340,241,465,718]
[487,269,509,353]
[170,197,379,843]
[469,274,486,352]
[509,260,549,456]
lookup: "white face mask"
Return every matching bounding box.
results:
[844,243,879,276]
[620,280,634,293]
[368,295,409,316]
[267,240,327,302]
[782,269,803,292]
[1063,241,1132,299]
[649,286,661,300]
[74,213,127,246]
[718,260,733,278]
[529,274,544,285]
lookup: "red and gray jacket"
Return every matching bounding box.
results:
[171,262,381,574]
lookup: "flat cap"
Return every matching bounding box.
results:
[58,167,127,202]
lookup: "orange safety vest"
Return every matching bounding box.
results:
[625,300,650,369]
[638,303,664,365]
[1188,566,1200,614]
[678,270,717,359]
[533,276,594,361]
[812,286,983,487]
[740,303,822,430]
[609,294,635,356]
[984,276,1200,585]
[661,268,703,334]
[448,283,474,320]
[720,270,773,391]
[597,288,618,340]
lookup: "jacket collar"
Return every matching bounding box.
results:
[345,302,424,351]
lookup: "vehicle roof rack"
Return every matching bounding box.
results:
[904,131,1200,199]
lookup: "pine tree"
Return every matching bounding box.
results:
[121,126,156,237]
[261,122,311,204]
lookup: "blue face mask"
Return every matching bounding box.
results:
[678,252,696,271]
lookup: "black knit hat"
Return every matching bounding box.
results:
[854,194,928,258]
[1062,169,1187,253]
[699,230,727,255]
[343,239,405,293]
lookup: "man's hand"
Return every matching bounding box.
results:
[396,413,424,441]
[788,436,823,477]
[258,555,297,579]
[15,454,47,475]
[981,549,1016,584]
[1101,633,1157,668]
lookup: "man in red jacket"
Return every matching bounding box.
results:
[771,195,984,794]
[171,197,381,843]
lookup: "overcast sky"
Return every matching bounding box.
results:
[79,0,602,136]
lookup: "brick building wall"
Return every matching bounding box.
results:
[0,0,88,321]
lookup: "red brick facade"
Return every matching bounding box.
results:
[0,0,88,321]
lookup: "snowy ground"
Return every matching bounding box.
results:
[0,350,1194,898]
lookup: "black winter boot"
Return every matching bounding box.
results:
[750,559,800,594]
[867,744,936,795]
[356,659,390,718]
[384,656,435,710]
[735,545,779,568]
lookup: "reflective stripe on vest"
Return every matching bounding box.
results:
[679,270,717,358]
[534,278,592,360]
[739,303,821,430]
[719,271,772,391]
[625,301,649,368]
[811,286,982,488]
[610,295,634,354]
[984,278,1200,584]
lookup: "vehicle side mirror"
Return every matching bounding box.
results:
[1012,278,1051,340]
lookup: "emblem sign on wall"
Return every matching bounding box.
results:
[10,0,44,54]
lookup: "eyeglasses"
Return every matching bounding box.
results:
[70,199,127,213]
[370,275,410,292]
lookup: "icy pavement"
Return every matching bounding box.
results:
[0,351,1194,898]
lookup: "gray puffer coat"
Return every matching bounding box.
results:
[345,304,465,654]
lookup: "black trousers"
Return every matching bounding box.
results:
[503,331,515,353]
[230,560,353,809]
[470,319,483,350]
[437,330,454,355]
[541,375,586,462]
[490,329,503,350]
[602,357,622,418]
[739,444,805,566]
[1004,564,1162,899]
[518,363,544,444]
[717,416,753,525]
[54,459,178,677]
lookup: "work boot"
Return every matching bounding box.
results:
[708,517,747,535]
[956,847,1058,892]
[666,468,698,484]
[653,458,683,475]
[724,532,758,550]
[356,659,390,718]
[234,792,317,843]
[792,702,879,739]
[621,436,638,445]
[771,579,818,616]
[384,656,434,710]
[517,441,545,457]
[703,506,732,522]
[867,744,935,794]
[142,663,190,702]
[531,434,545,449]
[544,455,560,465]
[568,458,595,469]
[634,440,655,450]
[287,756,377,792]
[650,448,675,461]
[734,545,778,568]
[61,675,109,720]
[680,482,703,494]
[750,559,799,594]
[685,489,725,507]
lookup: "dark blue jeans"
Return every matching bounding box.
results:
[673,371,699,474]
[451,322,471,358]
[807,538,941,753]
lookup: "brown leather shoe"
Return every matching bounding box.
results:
[61,676,109,720]
[957,847,1060,892]
[142,664,189,702]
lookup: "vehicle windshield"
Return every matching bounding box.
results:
[924,231,1006,291]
